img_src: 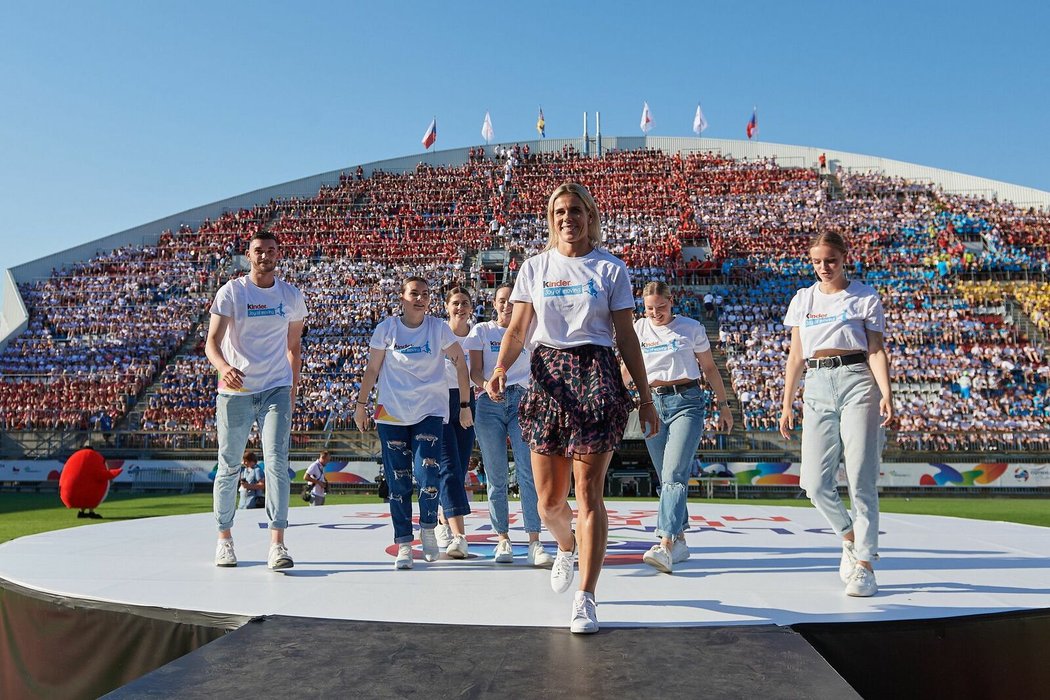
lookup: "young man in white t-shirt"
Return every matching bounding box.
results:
[206,231,308,570]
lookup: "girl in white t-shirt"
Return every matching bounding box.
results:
[435,287,476,559]
[626,281,733,575]
[466,284,553,567]
[488,183,658,634]
[354,277,474,570]
[780,232,893,598]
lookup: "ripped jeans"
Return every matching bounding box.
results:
[644,386,706,540]
[378,416,443,544]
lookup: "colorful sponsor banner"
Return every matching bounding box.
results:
[3,459,1049,488]
[693,461,1050,488]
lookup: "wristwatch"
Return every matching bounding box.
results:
[460,401,470,409]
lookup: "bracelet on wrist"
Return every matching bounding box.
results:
[356,400,368,406]
[491,365,506,376]
[639,400,654,408]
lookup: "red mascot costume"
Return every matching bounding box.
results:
[59,448,122,519]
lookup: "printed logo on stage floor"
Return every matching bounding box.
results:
[316,507,847,564]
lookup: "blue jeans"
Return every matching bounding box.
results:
[644,386,705,540]
[800,363,882,562]
[214,387,292,532]
[474,386,542,535]
[379,417,443,544]
[438,389,474,518]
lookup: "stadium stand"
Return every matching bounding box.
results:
[2,144,1050,458]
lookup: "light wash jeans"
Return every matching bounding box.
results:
[800,363,882,562]
[645,386,706,540]
[379,416,443,544]
[438,389,474,518]
[474,386,542,535]
[214,387,292,532]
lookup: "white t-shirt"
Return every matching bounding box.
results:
[783,281,886,358]
[465,321,532,388]
[510,247,634,348]
[212,276,308,395]
[444,329,472,390]
[635,315,711,383]
[369,316,458,425]
[305,459,327,497]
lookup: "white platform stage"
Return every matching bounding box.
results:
[2,502,1049,629]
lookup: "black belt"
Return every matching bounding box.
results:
[651,379,701,396]
[805,352,867,369]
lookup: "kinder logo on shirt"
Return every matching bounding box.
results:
[641,339,681,353]
[247,302,287,318]
[543,278,599,298]
[488,340,526,356]
[393,341,432,355]
[804,311,848,327]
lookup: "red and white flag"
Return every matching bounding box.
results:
[422,118,437,150]
[640,101,653,134]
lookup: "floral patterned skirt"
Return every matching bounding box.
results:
[519,344,634,456]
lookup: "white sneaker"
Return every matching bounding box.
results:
[839,540,858,583]
[494,539,514,563]
[214,539,237,567]
[570,591,599,634]
[550,541,576,593]
[395,544,413,570]
[434,523,453,548]
[267,542,293,570]
[527,540,554,567]
[671,537,690,564]
[420,528,440,562]
[845,566,878,597]
[642,544,673,574]
[447,534,469,559]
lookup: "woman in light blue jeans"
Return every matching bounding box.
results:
[626,282,733,574]
[780,231,893,598]
[467,284,553,566]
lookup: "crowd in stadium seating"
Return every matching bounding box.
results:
[3,146,1050,456]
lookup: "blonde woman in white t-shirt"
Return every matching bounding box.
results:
[490,182,658,634]
[780,231,893,597]
[626,281,733,574]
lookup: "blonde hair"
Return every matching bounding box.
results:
[545,182,603,251]
[642,281,672,299]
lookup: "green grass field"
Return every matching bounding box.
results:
[1,492,1047,544]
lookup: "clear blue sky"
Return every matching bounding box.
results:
[1,1,1048,272]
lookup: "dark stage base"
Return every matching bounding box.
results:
[104,617,858,700]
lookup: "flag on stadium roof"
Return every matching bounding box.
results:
[640,101,653,134]
[537,107,546,138]
[422,118,437,150]
[481,112,494,144]
[693,103,709,135]
[746,108,758,139]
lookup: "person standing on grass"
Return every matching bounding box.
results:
[206,230,307,570]
[779,231,893,597]
[305,450,330,506]
[489,182,658,634]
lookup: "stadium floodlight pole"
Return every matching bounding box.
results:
[583,111,589,156]
[596,111,602,158]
